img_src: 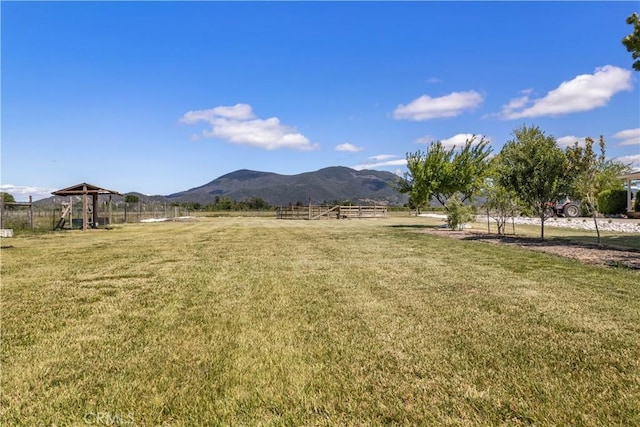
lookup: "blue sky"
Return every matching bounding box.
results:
[2,1,639,201]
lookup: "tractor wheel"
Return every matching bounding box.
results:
[563,203,580,218]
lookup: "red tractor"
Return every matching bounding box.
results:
[545,197,581,218]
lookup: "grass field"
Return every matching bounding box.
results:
[1,217,639,426]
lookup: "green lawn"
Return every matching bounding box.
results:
[1,217,639,425]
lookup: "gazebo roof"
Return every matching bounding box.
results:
[52,183,123,196]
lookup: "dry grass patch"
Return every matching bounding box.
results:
[1,217,639,425]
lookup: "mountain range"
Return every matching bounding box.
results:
[166,166,406,206]
[37,167,408,207]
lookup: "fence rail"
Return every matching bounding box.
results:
[1,200,389,231]
[0,202,195,231]
[276,205,387,220]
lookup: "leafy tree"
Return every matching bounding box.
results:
[244,197,271,210]
[565,136,628,245]
[398,136,492,213]
[179,202,201,211]
[447,138,493,205]
[123,194,140,222]
[1,192,16,203]
[497,125,570,240]
[622,12,640,71]
[395,158,427,215]
[219,197,233,210]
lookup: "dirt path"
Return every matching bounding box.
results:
[422,229,640,270]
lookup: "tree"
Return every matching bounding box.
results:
[565,136,628,245]
[397,136,492,213]
[396,149,440,214]
[1,192,16,203]
[622,12,640,71]
[482,175,521,235]
[124,194,139,222]
[497,125,570,240]
[446,137,493,206]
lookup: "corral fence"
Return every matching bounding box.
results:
[1,198,194,231]
[2,197,389,232]
[276,205,387,220]
[0,197,35,232]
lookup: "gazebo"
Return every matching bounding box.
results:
[52,183,122,230]
[619,170,640,213]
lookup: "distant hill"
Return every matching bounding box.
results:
[166,166,407,206]
[33,166,407,207]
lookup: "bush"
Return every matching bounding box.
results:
[634,192,640,212]
[446,194,476,230]
[597,189,627,215]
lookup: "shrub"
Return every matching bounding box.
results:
[597,189,627,215]
[446,193,475,230]
[634,192,640,212]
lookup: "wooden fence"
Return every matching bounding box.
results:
[0,197,34,230]
[275,205,387,220]
[0,201,194,231]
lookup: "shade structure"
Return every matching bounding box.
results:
[52,183,123,230]
[618,171,640,213]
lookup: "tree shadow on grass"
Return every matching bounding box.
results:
[387,224,440,229]
[458,232,640,269]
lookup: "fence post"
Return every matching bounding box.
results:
[29,196,33,229]
[82,186,88,231]
[486,206,490,234]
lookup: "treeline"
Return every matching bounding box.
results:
[169,196,273,212]
[397,125,633,242]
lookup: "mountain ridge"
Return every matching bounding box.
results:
[166,166,406,206]
[34,166,407,206]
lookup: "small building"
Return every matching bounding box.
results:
[52,183,122,230]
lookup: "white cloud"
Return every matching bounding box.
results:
[498,65,632,119]
[352,155,407,171]
[179,103,319,151]
[368,154,397,161]
[440,133,489,149]
[416,133,489,148]
[392,90,484,121]
[426,77,442,84]
[335,143,363,152]
[556,135,587,148]
[613,128,640,147]
[415,135,436,144]
[615,154,640,169]
[0,184,56,201]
